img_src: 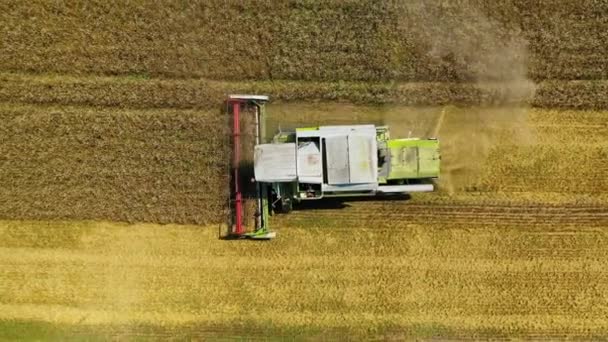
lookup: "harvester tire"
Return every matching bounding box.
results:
[280,198,293,213]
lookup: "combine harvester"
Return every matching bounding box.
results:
[225,95,440,240]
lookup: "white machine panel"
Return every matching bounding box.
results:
[347,133,377,184]
[377,184,434,193]
[320,125,376,136]
[254,143,297,182]
[297,141,323,184]
[325,136,350,184]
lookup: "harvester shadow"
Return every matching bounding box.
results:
[218,234,245,241]
[218,234,274,241]
[234,162,257,198]
[292,194,411,211]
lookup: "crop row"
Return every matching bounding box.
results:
[2,73,608,109]
[1,1,607,82]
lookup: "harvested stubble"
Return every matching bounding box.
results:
[2,216,608,339]
[0,103,230,224]
[1,1,607,82]
[478,108,608,194]
[267,103,608,196]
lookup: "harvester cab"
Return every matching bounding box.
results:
[225,94,441,240]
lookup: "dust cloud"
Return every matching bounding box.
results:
[397,1,537,193]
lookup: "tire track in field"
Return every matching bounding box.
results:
[277,202,608,228]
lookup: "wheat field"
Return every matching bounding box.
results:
[2,0,608,339]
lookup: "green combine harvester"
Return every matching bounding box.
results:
[225,95,440,240]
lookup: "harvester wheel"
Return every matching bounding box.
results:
[280,198,293,213]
